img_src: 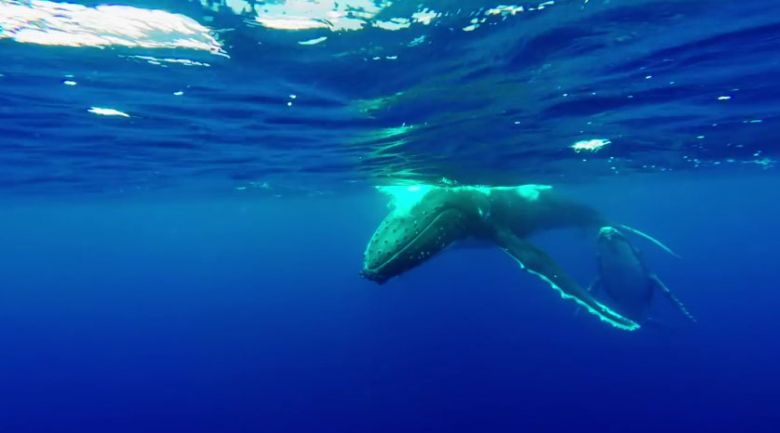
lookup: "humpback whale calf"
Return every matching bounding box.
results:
[361,184,640,331]
[591,226,696,324]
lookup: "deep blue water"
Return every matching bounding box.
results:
[2,0,780,432]
[2,176,779,432]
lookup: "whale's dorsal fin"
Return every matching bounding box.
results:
[620,224,681,258]
[493,229,639,331]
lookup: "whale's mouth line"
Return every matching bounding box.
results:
[365,211,450,276]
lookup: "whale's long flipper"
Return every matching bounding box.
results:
[651,275,696,323]
[494,229,639,331]
[620,224,680,258]
[573,279,603,318]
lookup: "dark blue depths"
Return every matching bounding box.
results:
[0,176,778,433]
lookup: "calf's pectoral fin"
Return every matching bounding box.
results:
[620,224,681,258]
[651,275,697,323]
[493,229,639,331]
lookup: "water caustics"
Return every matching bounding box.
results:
[0,0,778,195]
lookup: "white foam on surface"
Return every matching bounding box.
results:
[88,107,130,117]
[572,138,611,153]
[0,0,223,54]
[199,0,441,33]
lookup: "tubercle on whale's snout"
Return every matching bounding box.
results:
[598,225,622,241]
[362,236,394,284]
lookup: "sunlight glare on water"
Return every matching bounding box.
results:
[0,0,777,195]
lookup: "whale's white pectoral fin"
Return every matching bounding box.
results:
[574,279,602,317]
[619,225,681,258]
[651,275,697,323]
[494,229,639,331]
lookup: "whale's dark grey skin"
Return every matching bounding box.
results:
[361,185,640,331]
[591,226,695,324]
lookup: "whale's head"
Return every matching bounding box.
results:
[597,226,645,278]
[362,186,480,283]
[598,225,627,248]
[598,226,633,257]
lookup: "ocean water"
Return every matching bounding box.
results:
[1,1,779,432]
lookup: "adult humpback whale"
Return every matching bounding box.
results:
[361,184,640,331]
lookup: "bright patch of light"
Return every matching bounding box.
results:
[125,55,212,67]
[486,5,524,16]
[88,107,130,117]
[298,36,328,45]
[751,158,775,169]
[411,9,440,25]
[377,184,556,217]
[225,0,252,15]
[515,184,552,201]
[252,0,387,32]
[0,0,223,54]
[373,18,411,31]
[717,95,731,101]
[212,1,437,33]
[376,184,435,216]
[255,16,331,30]
[63,80,77,86]
[409,35,426,47]
[379,124,414,138]
[572,138,610,153]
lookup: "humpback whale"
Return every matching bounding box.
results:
[361,184,640,331]
[591,226,696,324]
